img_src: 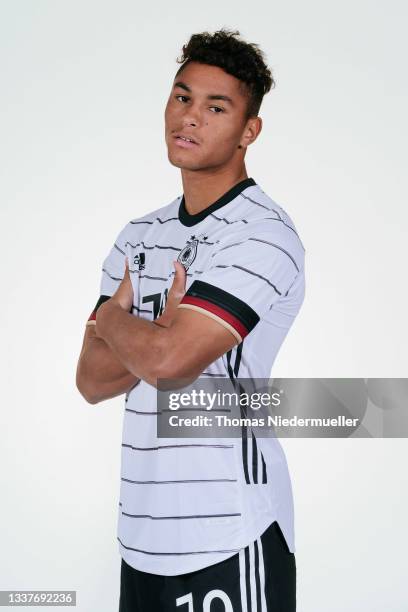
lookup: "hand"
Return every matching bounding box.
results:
[154,260,186,328]
[95,257,134,339]
[110,257,134,312]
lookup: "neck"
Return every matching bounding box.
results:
[180,166,248,215]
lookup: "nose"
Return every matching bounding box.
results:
[181,102,201,128]
[182,114,198,128]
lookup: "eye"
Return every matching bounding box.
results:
[175,95,189,103]
[210,106,224,113]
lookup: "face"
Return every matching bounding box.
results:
[164,61,261,172]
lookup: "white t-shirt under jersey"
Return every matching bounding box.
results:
[95,177,305,576]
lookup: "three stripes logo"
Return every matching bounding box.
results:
[226,343,268,485]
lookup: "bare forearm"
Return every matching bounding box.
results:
[96,301,168,387]
[76,326,139,403]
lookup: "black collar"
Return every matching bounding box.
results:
[178,177,256,227]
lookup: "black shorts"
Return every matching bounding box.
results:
[119,520,296,611]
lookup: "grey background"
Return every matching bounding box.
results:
[1,1,407,611]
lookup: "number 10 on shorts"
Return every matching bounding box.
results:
[177,589,233,611]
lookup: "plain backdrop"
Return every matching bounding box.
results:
[1,1,407,611]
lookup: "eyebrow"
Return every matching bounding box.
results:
[173,81,235,106]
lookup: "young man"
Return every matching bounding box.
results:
[77,29,305,612]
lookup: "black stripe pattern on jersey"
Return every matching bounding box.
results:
[125,240,181,251]
[114,242,126,255]
[212,237,300,272]
[121,477,237,485]
[117,536,239,556]
[121,511,241,520]
[122,443,233,451]
[102,268,122,281]
[130,216,179,225]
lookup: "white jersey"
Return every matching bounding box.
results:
[96,178,305,575]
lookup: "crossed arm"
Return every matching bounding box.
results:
[76,324,140,404]
[76,261,238,403]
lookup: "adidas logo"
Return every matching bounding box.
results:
[133,252,145,270]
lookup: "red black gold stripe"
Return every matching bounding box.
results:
[178,281,259,343]
[87,294,111,322]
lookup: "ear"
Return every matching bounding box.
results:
[241,116,263,148]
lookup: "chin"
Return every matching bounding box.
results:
[167,152,203,171]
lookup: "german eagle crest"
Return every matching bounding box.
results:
[177,234,208,270]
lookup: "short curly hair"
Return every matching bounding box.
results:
[175,28,275,120]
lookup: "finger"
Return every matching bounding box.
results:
[162,261,186,316]
[169,260,186,298]
[124,257,130,278]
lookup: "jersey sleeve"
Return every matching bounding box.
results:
[177,225,304,343]
[87,223,130,323]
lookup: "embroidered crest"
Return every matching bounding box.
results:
[177,234,208,270]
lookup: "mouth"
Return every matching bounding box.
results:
[173,134,200,149]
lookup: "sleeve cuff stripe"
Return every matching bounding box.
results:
[183,280,259,332]
[179,295,249,340]
[178,304,243,343]
[88,294,111,322]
